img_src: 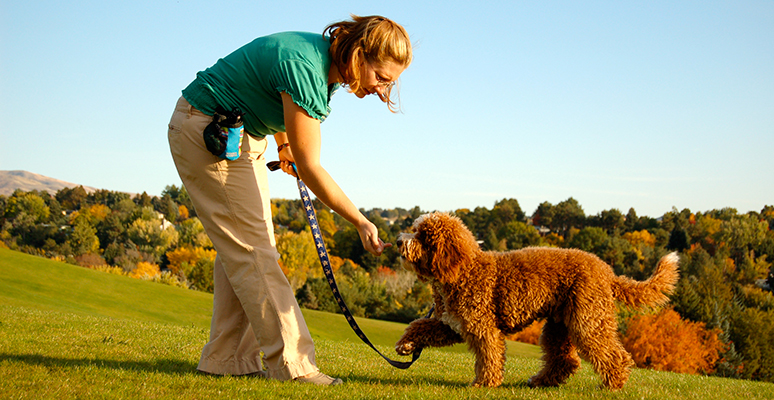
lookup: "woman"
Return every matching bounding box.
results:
[167,15,411,385]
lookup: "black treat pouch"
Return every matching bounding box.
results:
[203,106,245,160]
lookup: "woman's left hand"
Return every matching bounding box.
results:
[277,144,298,178]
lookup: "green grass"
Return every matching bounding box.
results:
[2,248,774,399]
[0,247,538,359]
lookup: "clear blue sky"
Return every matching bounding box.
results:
[1,1,772,218]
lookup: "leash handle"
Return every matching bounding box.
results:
[268,160,431,369]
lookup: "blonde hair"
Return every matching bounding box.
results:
[324,15,412,112]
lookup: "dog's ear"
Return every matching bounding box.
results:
[420,213,476,283]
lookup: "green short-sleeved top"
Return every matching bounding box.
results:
[182,31,340,138]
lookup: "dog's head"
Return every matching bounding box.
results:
[396,212,479,283]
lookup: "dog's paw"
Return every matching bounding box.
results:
[527,375,560,388]
[472,378,501,388]
[395,341,416,355]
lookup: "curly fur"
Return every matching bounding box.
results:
[395,212,679,390]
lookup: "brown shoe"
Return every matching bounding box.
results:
[294,371,343,386]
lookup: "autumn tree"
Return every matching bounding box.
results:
[163,246,216,291]
[165,246,216,276]
[276,229,322,292]
[687,213,723,254]
[509,320,546,345]
[622,309,725,374]
[623,229,656,249]
[130,261,161,279]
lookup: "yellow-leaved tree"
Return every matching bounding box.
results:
[166,246,216,276]
[130,261,161,279]
[275,230,322,292]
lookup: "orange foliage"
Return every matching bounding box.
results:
[130,261,161,279]
[166,246,216,275]
[724,258,736,275]
[622,309,725,375]
[328,255,356,274]
[508,320,546,345]
[178,205,189,220]
[376,265,396,277]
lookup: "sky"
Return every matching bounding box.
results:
[1,1,772,218]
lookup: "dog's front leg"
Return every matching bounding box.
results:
[469,331,506,388]
[395,318,463,355]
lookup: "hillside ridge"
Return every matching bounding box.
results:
[0,170,98,196]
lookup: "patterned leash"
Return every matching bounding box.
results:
[267,161,431,369]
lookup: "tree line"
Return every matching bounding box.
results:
[1,186,773,382]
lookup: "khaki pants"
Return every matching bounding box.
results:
[167,96,318,380]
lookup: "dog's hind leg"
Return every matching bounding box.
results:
[528,319,581,388]
[469,331,506,388]
[569,312,634,390]
[395,318,463,355]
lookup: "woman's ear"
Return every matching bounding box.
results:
[345,49,364,88]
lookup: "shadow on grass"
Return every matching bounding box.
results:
[0,353,198,375]
[340,372,533,389]
[342,373,467,388]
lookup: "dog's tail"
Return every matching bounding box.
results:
[612,252,680,308]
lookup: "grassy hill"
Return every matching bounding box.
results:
[0,247,538,359]
[2,248,773,399]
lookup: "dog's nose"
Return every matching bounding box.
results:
[396,238,404,247]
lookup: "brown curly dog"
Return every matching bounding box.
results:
[395,212,679,390]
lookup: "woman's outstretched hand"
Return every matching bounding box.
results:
[357,220,392,256]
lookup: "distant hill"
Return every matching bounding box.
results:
[0,170,98,196]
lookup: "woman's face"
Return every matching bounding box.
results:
[353,60,405,98]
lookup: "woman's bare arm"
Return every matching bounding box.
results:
[279,92,391,255]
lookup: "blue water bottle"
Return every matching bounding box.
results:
[221,124,244,160]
